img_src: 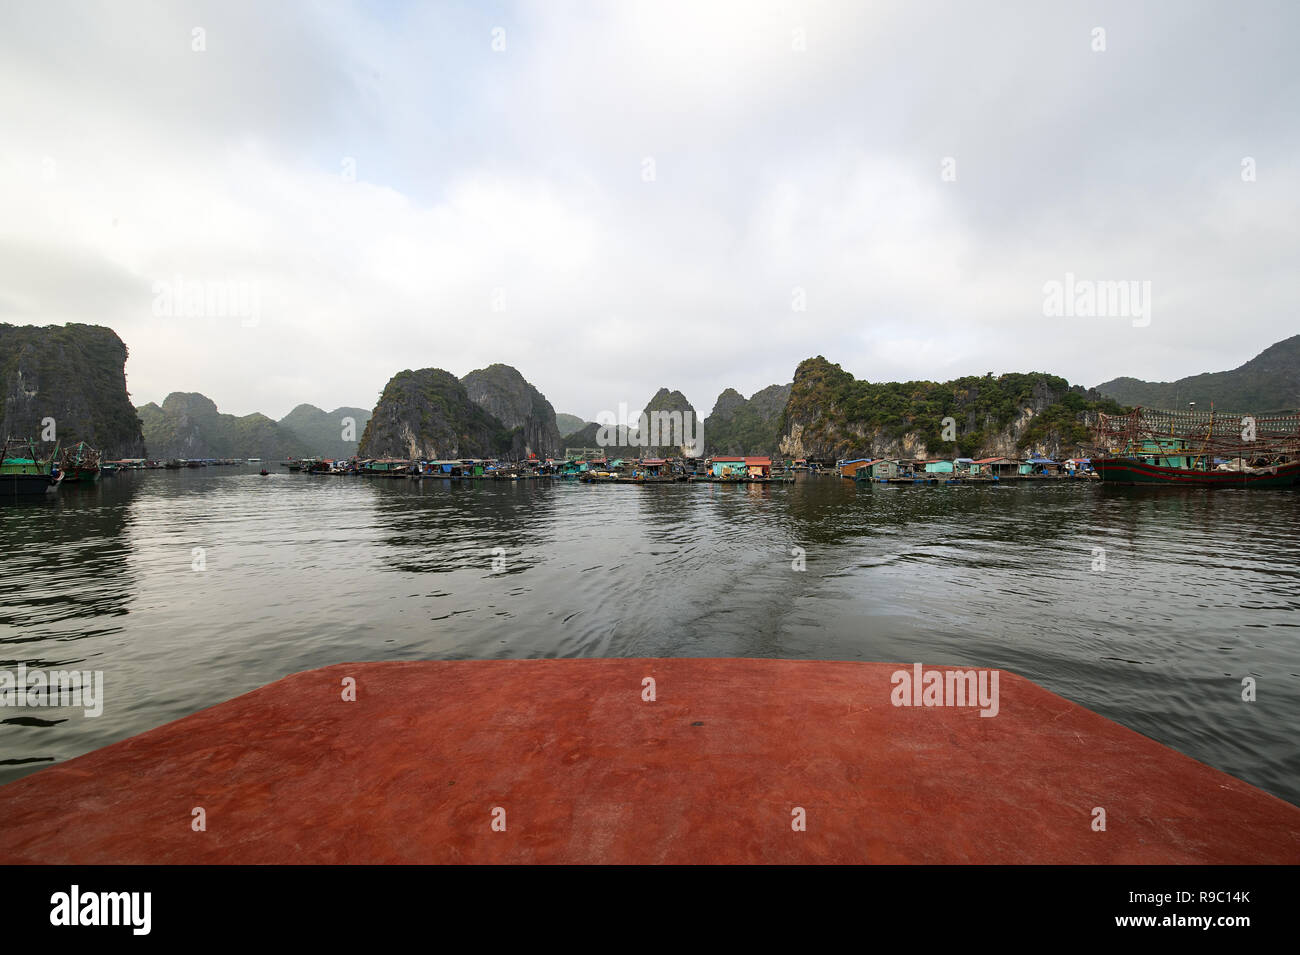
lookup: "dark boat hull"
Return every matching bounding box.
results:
[1,473,56,496]
[1095,456,1300,488]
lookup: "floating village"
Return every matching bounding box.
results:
[3,406,1300,497]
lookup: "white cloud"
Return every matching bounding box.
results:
[1,0,1296,420]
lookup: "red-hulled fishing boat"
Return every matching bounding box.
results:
[1092,406,1300,488]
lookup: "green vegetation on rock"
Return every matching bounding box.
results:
[0,323,145,458]
[704,383,791,455]
[1094,335,1300,412]
[554,413,589,436]
[138,393,313,460]
[633,388,699,457]
[780,356,1125,460]
[461,364,562,458]
[359,368,514,459]
[278,404,372,459]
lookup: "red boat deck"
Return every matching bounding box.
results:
[1,659,1296,864]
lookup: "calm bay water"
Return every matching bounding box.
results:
[1,469,1297,805]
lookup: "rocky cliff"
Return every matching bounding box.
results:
[278,404,373,459]
[138,393,312,460]
[629,388,701,457]
[358,368,513,459]
[461,364,562,458]
[1095,334,1300,412]
[778,356,1123,461]
[0,323,145,458]
[564,388,700,458]
[704,383,792,455]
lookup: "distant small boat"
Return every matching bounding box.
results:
[259,469,269,476]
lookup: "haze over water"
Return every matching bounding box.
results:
[1,470,1297,807]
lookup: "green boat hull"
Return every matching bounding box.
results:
[60,467,101,484]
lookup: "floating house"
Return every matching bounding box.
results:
[706,456,773,480]
[361,458,410,474]
[639,458,668,477]
[838,458,874,479]
[711,456,748,478]
[971,456,1017,477]
[866,459,902,479]
[850,459,901,481]
[558,458,597,477]
[419,459,481,476]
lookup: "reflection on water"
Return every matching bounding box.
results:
[1,468,1297,805]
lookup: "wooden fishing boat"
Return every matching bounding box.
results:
[1093,407,1300,488]
[58,441,102,483]
[1094,455,1300,487]
[1,437,61,498]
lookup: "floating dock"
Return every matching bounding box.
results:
[0,659,1296,864]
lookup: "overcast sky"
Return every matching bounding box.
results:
[2,0,1296,420]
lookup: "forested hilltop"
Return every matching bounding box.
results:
[1094,335,1300,412]
[778,357,1126,461]
[138,393,312,461]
